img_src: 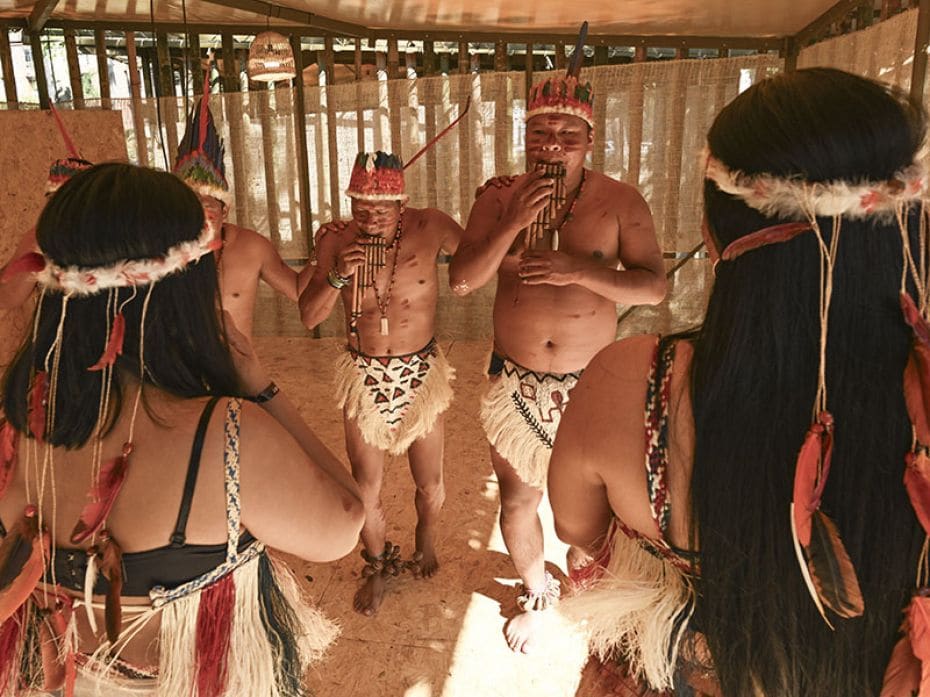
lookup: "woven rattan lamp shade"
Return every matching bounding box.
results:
[248,31,296,82]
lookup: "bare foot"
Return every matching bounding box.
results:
[504,609,545,654]
[415,521,440,578]
[353,573,387,617]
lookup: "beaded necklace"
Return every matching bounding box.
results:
[371,213,404,335]
[550,168,586,251]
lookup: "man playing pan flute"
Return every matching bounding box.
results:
[449,73,666,653]
[299,151,463,616]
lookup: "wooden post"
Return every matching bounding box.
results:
[28,31,50,109]
[494,41,507,72]
[458,41,468,74]
[63,28,84,108]
[594,44,608,65]
[555,42,566,70]
[0,25,18,108]
[388,38,401,153]
[190,33,202,95]
[387,37,399,79]
[258,84,281,245]
[525,42,533,103]
[423,39,436,75]
[912,0,930,102]
[290,34,314,257]
[124,32,149,166]
[140,48,156,99]
[94,29,111,109]
[323,35,341,219]
[221,32,238,92]
[661,60,688,247]
[783,37,798,72]
[355,38,365,152]
[627,46,647,185]
[156,32,179,167]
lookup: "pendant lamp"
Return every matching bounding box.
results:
[248,31,297,82]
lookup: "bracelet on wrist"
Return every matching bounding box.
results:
[327,268,351,289]
[252,381,280,404]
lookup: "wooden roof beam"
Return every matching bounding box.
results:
[793,0,872,47]
[195,0,367,36]
[12,19,786,53]
[27,0,60,32]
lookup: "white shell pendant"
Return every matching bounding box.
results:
[380,315,389,336]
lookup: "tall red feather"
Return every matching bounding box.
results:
[0,252,45,282]
[908,593,930,695]
[28,372,48,444]
[881,632,922,697]
[87,313,125,372]
[69,443,132,544]
[195,573,235,697]
[50,105,80,159]
[0,507,48,623]
[0,421,16,502]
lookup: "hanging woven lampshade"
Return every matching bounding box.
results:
[248,31,297,82]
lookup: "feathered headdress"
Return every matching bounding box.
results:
[346,152,406,201]
[526,22,594,128]
[174,70,230,206]
[345,98,471,203]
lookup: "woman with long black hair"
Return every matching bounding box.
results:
[549,67,929,696]
[0,163,364,695]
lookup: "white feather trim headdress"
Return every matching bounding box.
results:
[702,147,928,220]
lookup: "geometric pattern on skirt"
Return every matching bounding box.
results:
[480,356,580,489]
[334,338,455,455]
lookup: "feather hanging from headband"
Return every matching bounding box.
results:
[28,372,48,444]
[69,443,132,544]
[790,412,864,625]
[0,507,48,624]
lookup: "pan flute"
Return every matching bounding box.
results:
[525,162,567,251]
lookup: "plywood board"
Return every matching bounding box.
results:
[0,108,127,370]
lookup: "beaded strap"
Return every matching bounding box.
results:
[644,337,676,536]
[224,398,243,563]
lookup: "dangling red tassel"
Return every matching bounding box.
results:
[28,372,48,444]
[0,421,16,501]
[70,443,132,544]
[195,573,235,697]
[908,592,930,695]
[87,313,125,372]
[0,506,48,623]
[0,252,45,282]
[0,606,26,694]
[97,531,123,644]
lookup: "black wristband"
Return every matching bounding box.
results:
[253,381,280,404]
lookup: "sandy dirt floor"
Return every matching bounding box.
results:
[258,335,591,697]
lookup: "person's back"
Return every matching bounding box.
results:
[0,163,363,694]
[550,68,929,696]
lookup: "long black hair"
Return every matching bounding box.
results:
[2,163,242,447]
[690,68,927,696]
